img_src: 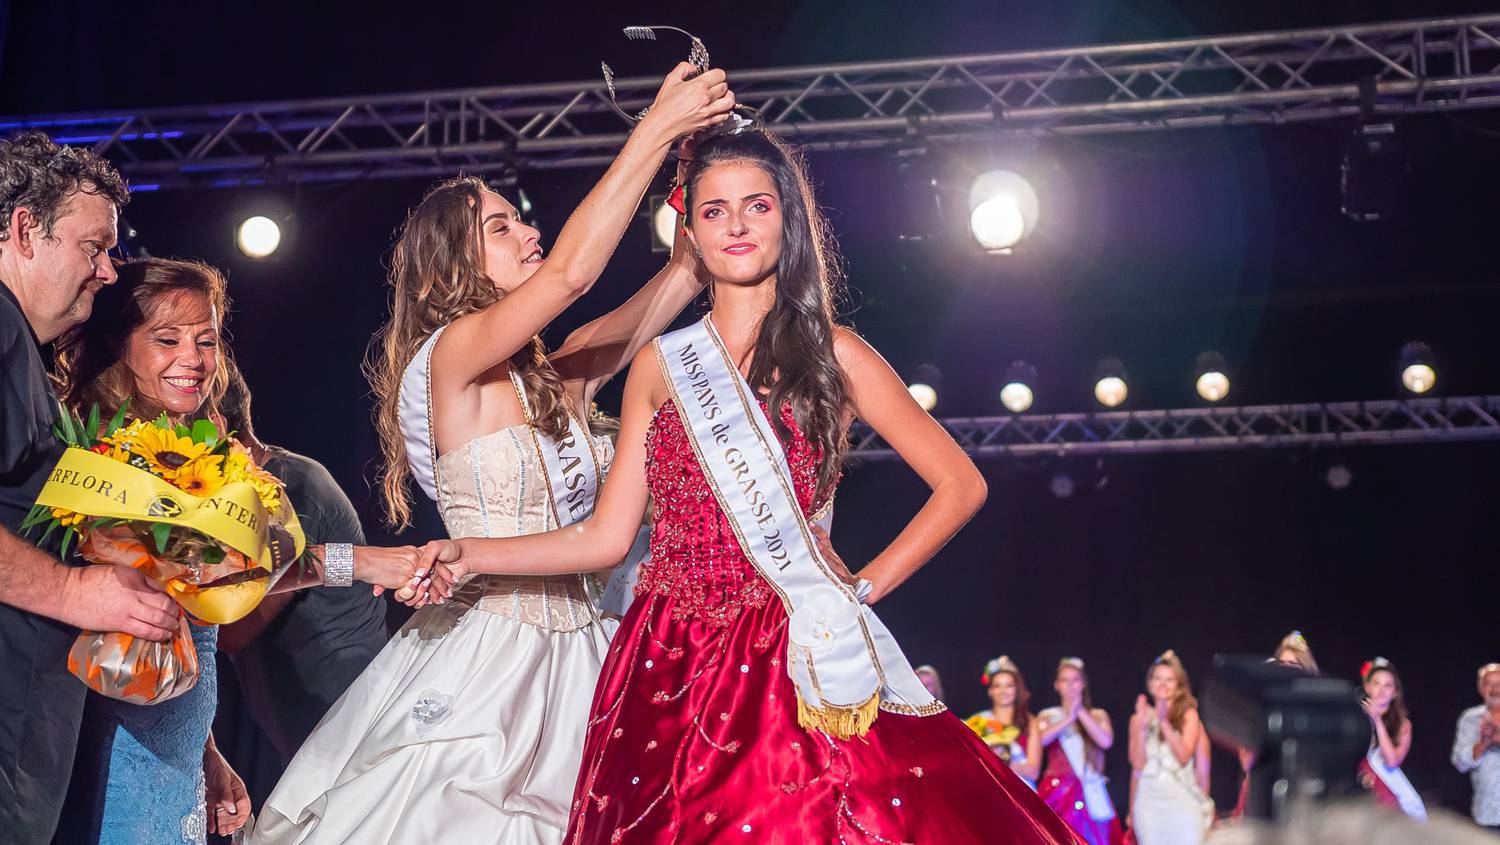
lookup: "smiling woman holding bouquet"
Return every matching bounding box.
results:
[49,257,427,844]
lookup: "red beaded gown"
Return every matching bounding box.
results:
[564,399,1081,844]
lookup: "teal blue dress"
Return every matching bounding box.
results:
[58,622,218,844]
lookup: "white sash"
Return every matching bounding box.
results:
[397,326,602,532]
[1058,721,1115,821]
[1366,746,1428,820]
[655,317,938,739]
[398,327,447,502]
[506,369,603,531]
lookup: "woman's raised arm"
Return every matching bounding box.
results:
[434,65,731,388]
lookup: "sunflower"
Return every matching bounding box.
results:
[221,449,284,514]
[172,455,226,497]
[123,425,212,478]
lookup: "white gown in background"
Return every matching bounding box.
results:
[254,330,616,844]
[1131,718,1213,845]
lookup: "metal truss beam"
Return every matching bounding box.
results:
[4,15,1499,189]
[847,396,1500,460]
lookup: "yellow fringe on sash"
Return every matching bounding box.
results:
[797,691,881,740]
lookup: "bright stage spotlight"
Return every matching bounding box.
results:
[651,197,679,253]
[1398,341,1435,394]
[1194,352,1231,402]
[967,170,1038,253]
[1093,358,1128,408]
[1000,361,1037,413]
[236,215,282,258]
[907,363,942,412]
[908,383,938,412]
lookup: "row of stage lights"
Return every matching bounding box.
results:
[235,162,1034,261]
[905,342,1439,414]
[240,124,1400,263]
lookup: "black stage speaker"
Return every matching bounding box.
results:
[1202,655,1372,821]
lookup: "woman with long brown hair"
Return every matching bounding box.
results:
[1128,650,1213,845]
[411,127,1078,842]
[968,655,1040,787]
[1032,657,1120,845]
[1358,657,1427,819]
[254,63,734,844]
[52,258,425,844]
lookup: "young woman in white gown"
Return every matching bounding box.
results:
[1128,650,1213,845]
[252,63,734,844]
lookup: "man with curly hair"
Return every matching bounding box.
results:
[0,129,177,840]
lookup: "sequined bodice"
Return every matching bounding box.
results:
[434,424,614,631]
[637,399,830,626]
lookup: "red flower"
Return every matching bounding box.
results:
[90,443,112,454]
[667,184,686,214]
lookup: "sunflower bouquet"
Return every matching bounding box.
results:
[963,713,1022,762]
[24,403,305,704]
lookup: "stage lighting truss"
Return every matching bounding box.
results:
[9,14,1499,189]
[846,395,1500,459]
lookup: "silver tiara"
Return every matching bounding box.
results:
[601,27,760,137]
[602,26,710,124]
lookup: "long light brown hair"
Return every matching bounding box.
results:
[53,257,230,422]
[367,176,569,529]
[1147,649,1199,733]
[1054,658,1104,767]
[682,131,849,502]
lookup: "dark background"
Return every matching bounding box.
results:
[5,0,1498,818]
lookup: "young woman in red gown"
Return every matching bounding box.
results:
[418,128,1081,844]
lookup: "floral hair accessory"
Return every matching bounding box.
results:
[981,655,1019,686]
[1361,656,1391,682]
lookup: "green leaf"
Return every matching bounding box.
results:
[191,418,218,446]
[59,528,74,561]
[151,522,173,555]
[54,400,77,445]
[153,412,172,430]
[37,519,59,550]
[85,405,101,446]
[20,505,49,532]
[105,399,130,437]
[200,544,225,565]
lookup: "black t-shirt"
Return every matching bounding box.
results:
[0,282,63,544]
[0,280,88,839]
[230,447,389,758]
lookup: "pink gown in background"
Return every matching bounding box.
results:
[564,399,1081,844]
[1037,729,1124,845]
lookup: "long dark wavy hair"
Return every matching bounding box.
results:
[990,668,1034,737]
[53,257,230,422]
[1362,660,1409,740]
[682,131,849,501]
[367,176,568,530]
